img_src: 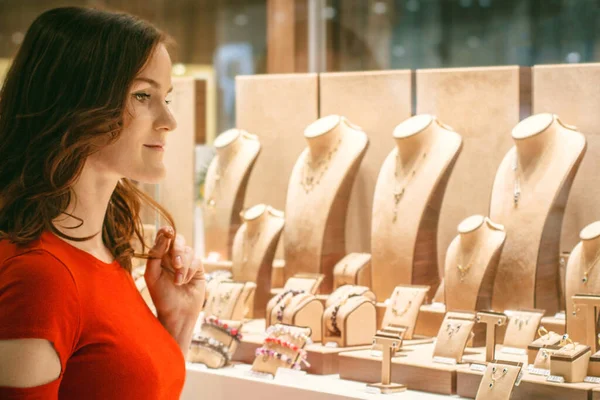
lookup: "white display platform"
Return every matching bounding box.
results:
[182,362,463,400]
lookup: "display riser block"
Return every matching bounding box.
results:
[457,369,595,399]
[593,388,600,400]
[233,333,370,375]
[338,343,481,395]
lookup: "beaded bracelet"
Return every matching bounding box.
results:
[273,290,305,322]
[255,347,311,370]
[192,335,231,365]
[330,293,362,335]
[203,316,243,341]
[265,337,307,357]
[266,324,313,345]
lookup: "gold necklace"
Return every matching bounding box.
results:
[456,243,481,283]
[392,149,427,223]
[206,143,242,208]
[391,289,418,317]
[242,228,261,266]
[512,138,555,207]
[300,137,342,193]
[580,247,600,284]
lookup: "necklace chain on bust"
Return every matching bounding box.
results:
[581,247,600,284]
[512,138,555,207]
[392,149,427,223]
[207,138,244,209]
[300,137,342,193]
[456,242,481,283]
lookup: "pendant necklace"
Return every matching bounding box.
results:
[392,148,427,223]
[580,247,600,284]
[300,137,343,193]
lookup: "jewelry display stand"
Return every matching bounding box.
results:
[527,327,563,365]
[189,318,243,368]
[371,114,462,301]
[325,285,376,308]
[231,204,285,318]
[588,335,600,377]
[432,311,477,364]
[322,294,377,347]
[490,113,587,313]
[251,324,312,376]
[551,343,592,383]
[205,281,256,321]
[444,215,506,312]
[472,311,508,364]
[284,115,368,293]
[566,222,600,344]
[381,285,430,340]
[366,326,408,394]
[280,274,325,295]
[502,309,545,350]
[571,294,600,352]
[204,129,261,260]
[332,253,372,290]
[265,291,323,342]
[475,360,523,400]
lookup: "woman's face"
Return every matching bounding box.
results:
[87,43,177,184]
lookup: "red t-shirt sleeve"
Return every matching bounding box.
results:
[0,249,81,398]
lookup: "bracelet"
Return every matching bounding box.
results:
[255,347,310,370]
[191,335,231,366]
[203,316,243,341]
[273,290,304,322]
[330,293,361,335]
[265,337,307,357]
[266,324,313,345]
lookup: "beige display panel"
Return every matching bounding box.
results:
[416,66,530,275]
[236,74,319,260]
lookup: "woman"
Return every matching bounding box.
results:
[0,7,205,399]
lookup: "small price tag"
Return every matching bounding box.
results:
[470,363,487,372]
[501,347,527,355]
[246,370,274,380]
[430,302,446,310]
[584,376,600,384]
[515,371,524,386]
[365,386,382,395]
[433,356,458,365]
[370,350,383,358]
[275,367,306,383]
[554,312,566,320]
[528,367,550,377]
[324,342,339,348]
[546,375,565,384]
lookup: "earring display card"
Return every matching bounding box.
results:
[475,360,523,400]
[433,313,476,363]
[503,309,545,350]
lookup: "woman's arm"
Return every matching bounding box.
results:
[157,312,197,358]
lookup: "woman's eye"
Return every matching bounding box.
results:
[133,93,151,102]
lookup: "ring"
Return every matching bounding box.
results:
[537,326,548,339]
[560,334,574,347]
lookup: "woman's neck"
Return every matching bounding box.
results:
[52,161,118,262]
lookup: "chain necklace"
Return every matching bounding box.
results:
[206,141,243,209]
[580,247,600,284]
[391,289,419,317]
[456,242,481,283]
[392,149,428,223]
[242,227,261,267]
[300,137,343,194]
[512,138,555,207]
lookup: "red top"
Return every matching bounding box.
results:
[0,231,185,399]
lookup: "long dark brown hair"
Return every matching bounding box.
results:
[0,7,175,271]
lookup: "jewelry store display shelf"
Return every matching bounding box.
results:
[182,362,463,400]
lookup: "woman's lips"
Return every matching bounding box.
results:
[143,144,165,151]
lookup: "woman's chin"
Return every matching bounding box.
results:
[131,165,166,184]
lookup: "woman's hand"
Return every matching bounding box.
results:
[144,226,205,353]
